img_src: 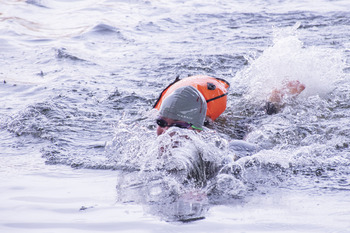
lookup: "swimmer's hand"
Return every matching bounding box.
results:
[266,80,305,115]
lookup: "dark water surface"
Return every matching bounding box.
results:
[1,0,350,232]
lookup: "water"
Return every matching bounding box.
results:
[1,0,350,232]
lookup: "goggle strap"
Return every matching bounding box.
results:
[191,125,203,131]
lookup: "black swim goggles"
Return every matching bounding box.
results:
[156,117,192,129]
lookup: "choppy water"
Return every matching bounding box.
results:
[1,0,350,232]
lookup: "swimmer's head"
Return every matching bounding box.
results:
[158,86,207,131]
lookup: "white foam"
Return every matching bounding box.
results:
[236,23,345,102]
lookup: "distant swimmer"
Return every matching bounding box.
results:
[154,75,305,136]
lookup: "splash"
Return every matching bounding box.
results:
[107,122,230,180]
[236,22,345,102]
[109,122,242,221]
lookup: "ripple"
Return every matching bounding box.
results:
[56,48,88,62]
[26,0,48,8]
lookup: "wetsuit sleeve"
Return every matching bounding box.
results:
[265,101,278,115]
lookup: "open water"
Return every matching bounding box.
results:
[1,0,350,232]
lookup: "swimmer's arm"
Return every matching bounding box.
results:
[265,80,305,115]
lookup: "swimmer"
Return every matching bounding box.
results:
[155,76,306,135]
[156,85,207,136]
